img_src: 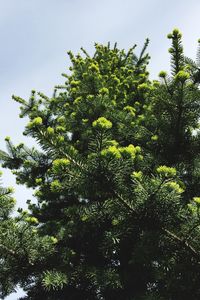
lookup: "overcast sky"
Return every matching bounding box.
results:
[1,0,200,298]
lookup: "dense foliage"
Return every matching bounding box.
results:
[0,171,55,299]
[1,29,200,299]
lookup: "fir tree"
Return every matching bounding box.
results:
[0,169,55,299]
[1,29,200,299]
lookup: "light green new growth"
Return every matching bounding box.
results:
[156,165,177,177]
[165,181,184,194]
[193,197,200,204]
[52,158,70,173]
[101,146,121,159]
[119,144,141,159]
[99,87,109,95]
[27,117,43,128]
[50,179,62,192]
[47,127,55,135]
[25,217,39,224]
[159,71,167,78]
[92,117,112,130]
[89,63,99,72]
[131,171,143,180]
[175,70,190,82]
[151,135,158,141]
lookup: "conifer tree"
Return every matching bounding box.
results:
[0,169,55,299]
[1,29,200,299]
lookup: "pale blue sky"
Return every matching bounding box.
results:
[1,0,200,298]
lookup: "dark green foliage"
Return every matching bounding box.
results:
[0,171,55,299]
[1,29,200,299]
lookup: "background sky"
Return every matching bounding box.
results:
[1,0,200,298]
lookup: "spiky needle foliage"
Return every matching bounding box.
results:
[1,29,200,299]
[0,170,55,299]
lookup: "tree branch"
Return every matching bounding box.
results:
[162,228,200,262]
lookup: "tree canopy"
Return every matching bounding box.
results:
[1,29,200,299]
